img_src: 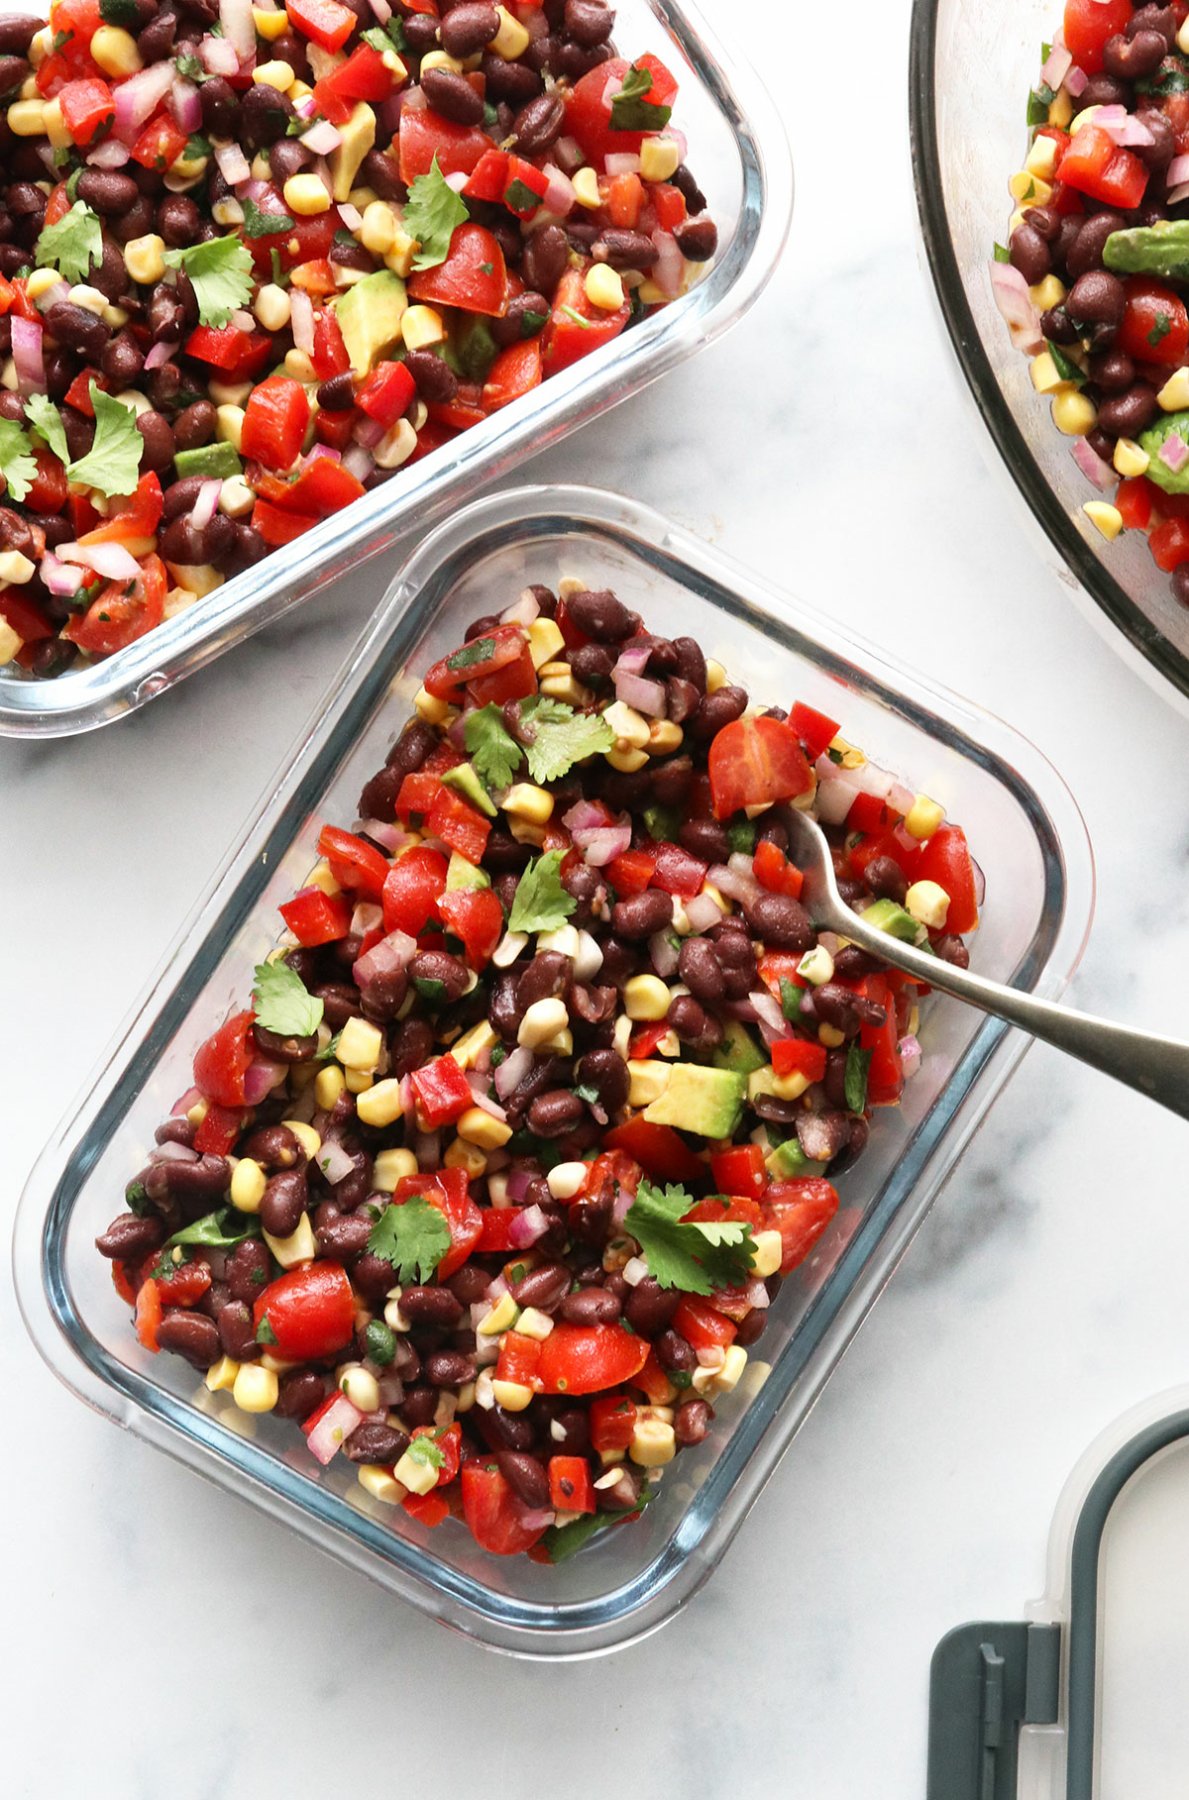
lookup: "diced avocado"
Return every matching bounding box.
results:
[441,761,496,818]
[642,802,681,842]
[1104,220,1189,285]
[336,270,407,374]
[453,314,498,384]
[861,897,924,944]
[1139,410,1189,495]
[446,851,491,891]
[173,441,242,481]
[765,1138,809,1179]
[329,101,376,203]
[711,1018,768,1077]
[643,1064,745,1139]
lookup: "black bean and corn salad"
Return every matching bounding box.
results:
[0,0,716,676]
[95,581,983,1561]
[995,0,1189,604]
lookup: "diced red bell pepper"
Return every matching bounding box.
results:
[1058,123,1147,211]
[790,699,841,761]
[912,824,979,934]
[312,41,394,122]
[651,841,707,897]
[606,171,643,228]
[78,471,163,545]
[317,823,390,899]
[382,845,449,934]
[589,1395,638,1454]
[407,222,508,318]
[481,338,542,412]
[286,0,356,50]
[462,148,510,203]
[356,358,417,430]
[277,455,367,517]
[461,1465,547,1555]
[549,1455,595,1514]
[410,1053,474,1128]
[651,182,687,231]
[772,1037,828,1083]
[241,376,310,471]
[185,325,275,381]
[155,1261,213,1308]
[425,786,491,864]
[411,1420,462,1487]
[390,1169,482,1278]
[279,885,354,945]
[753,837,805,898]
[252,498,320,547]
[603,1116,705,1185]
[1150,517,1189,570]
[627,1020,670,1061]
[59,75,114,145]
[709,1143,768,1203]
[496,1331,543,1389]
[24,449,69,516]
[1116,475,1156,531]
[845,791,888,836]
[475,1209,522,1254]
[194,1103,243,1155]
[542,265,631,375]
[436,885,504,970]
[671,1295,737,1351]
[606,845,657,896]
[395,772,440,823]
[0,589,53,644]
[312,309,351,379]
[135,1279,162,1352]
[193,1009,255,1108]
[502,154,550,219]
[403,1489,452,1528]
[468,641,537,705]
[859,973,902,1106]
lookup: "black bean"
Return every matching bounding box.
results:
[933,933,971,969]
[424,1349,476,1388]
[482,49,543,102]
[1103,27,1167,79]
[137,410,175,474]
[1067,212,1125,281]
[491,289,551,347]
[240,81,294,149]
[511,1262,571,1312]
[404,348,458,402]
[361,148,405,200]
[745,892,815,951]
[343,1420,408,1464]
[687,684,748,739]
[46,301,108,360]
[475,1404,535,1451]
[0,15,40,53]
[564,0,613,43]
[1136,106,1176,170]
[402,10,439,50]
[611,889,673,938]
[497,1450,550,1507]
[527,1088,584,1137]
[144,1154,230,1211]
[674,215,718,262]
[269,1370,325,1421]
[574,1046,629,1111]
[1097,383,1160,438]
[1067,268,1126,329]
[675,1397,711,1445]
[566,587,639,641]
[409,948,469,1004]
[157,1310,221,1368]
[76,169,138,217]
[513,90,565,154]
[420,64,486,124]
[224,1239,272,1306]
[313,1212,370,1260]
[676,936,725,1004]
[558,1285,622,1325]
[95,1212,166,1261]
[269,137,308,184]
[401,1285,465,1328]
[217,1300,259,1362]
[1009,222,1050,286]
[521,222,569,294]
[517,949,572,1008]
[440,2,500,55]
[655,1329,696,1374]
[1079,73,1128,108]
[623,1276,680,1336]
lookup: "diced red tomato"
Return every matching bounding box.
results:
[1150,516,1189,570]
[407,222,508,317]
[502,154,550,219]
[860,973,902,1106]
[318,824,389,899]
[289,257,338,297]
[423,624,528,698]
[1116,475,1157,531]
[606,845,657,896]
[251,498,319,546]
[356,359,416,431]
[475,1209,522,1254]
[410,1054,474,1129]
[194,1102,244,1155]
[312,42,393,122]
[607,170,644,228]
[708,714,815,820]
[757,950,807,1001]
[753,837,804,898]
[683,1194,764,1232]
[627,1020,670,1061]
[671,1295,737,1351]
[62,554,168,659]
[403,1489,451,1528]
[436,885,503,970]
[59,75,113,145]
[135,1278,162,1352]
[382,845,449,934]
[286,0,356,50]
[651,841,707,897]
[1058,124,1148,211]
[589,1395,638,1453]
[761,1177,840,1276]
[564,54,677,165]
[633,1348,679,1404]
[25,449,69,516]
[542,265,631,375]
[709,1144,768,1202]
[537,1323,650,1395]
[254,1262,356,1361]
[1117,277,1189,369]
[311,309,350,379]
[193,1009,254,1108]
[155,1261,213,1308]
[603,1115,705,1184]
[131,111,188,170]
[468,642,537,705]
[390,1168,482,1278]
[241,376,310,471]
[463,149,512,203]
[1062,0,1132,74]
[771,1037,828,1083]
[790,699,840,760]
[425,787,491,864]
[78,473,163,545]
[482,338,543,411]
[279,885,353,945]
[496,1331,543,1389]
[549,1455,596,1515]
[185,325,275,380]
[411,1420,462,1487]
[0,589,53,644]
[395,772,440,822]
[399,108,494,185]
[912,823,979,934]
[277,455,367,516]
[461,1465,549,1555]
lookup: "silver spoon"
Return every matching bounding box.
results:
[783,807,1189,1120]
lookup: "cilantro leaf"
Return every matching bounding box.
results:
[67,386,143,498]
[35,200,102,285]
[1045,340,1084,386]
[252,959,324,1039]
[779,977,804,1024]
[24,394,69,467]
[507,849,576,935]
[163,234,254,327]
[844,1042,871,1115]
[1149,311,1172,348]
[992,241,1011,264]
[464,701,524,791]
[174,50,206,79]
[405,153,469,271]
[446,634,494,674]
[407,1433,447,1470]
[241,195,295,238]
[609,64,672,133]
[166,1208,261,1250]
[521,695,614,783]
[623,1180,757,1296]
[366,1195,452,1283]
[0,419,37,504]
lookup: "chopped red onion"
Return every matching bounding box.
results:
[144,339,177,371]
[171,1086,202,1116]
[466,1073,507,1121]
[411,1128,440,1167]
[445,168,469,194]
[649,929,680,979]
[243,1057,286,1105]
[305,1393,364,1464]
[683,890,724,934]
[353,929,415,991]
[305,442,342,465]
[494,1045,533,1101]
[337,201,362,231]
[59,540,141,580]
[562,798,609,832]
[41,555,84,597]
[744,1276,770,1310]
[614,643,651,676]
[86,136,131,168]
[1072,436,1116,492]
[854,759,896,800]
[319,1138,359,1185]
[301,119,343,155]
[1160,433,1189,474]
[540,162,575,216]
[349,900,383,938]
[33,279,70,314]
[500,588,542,627]
[650,228,683,300]
[149,1140,200,1164]
[509,1204,549,1248]
[813,765,863,825]
[368,0,392,18]
[188,478,222,531]
[514,1505,556,1532]
[11,315,45,394]
[899,1035,923,1081]
[214,140,251,187]
[708,860,759,907]
[376,1373,404,1408]
[971,857,986,908]
[611,1184,634,1229]
[200,33,241,76]
[1066,63,1087,96]
[750,988,790,1045]
[1089,103,1155,148]
[612,666,666,715]
[577,823,632,867]
[354,413,387,450]
[342,444,375,481]
[604,152,642,177]
[503,1168,535,1205]
[230,308,256,334]
[290,287,315,354]
[293,91,317,119]
[114,60,176,137]
[554,134,584,172]
[355,817,415,854]
[1039,43,1072,88]
[989,260,1044,355]
[725,996,760,1023]
[219,0,256,61]
[888,780,916,817]
[1168,153,1189,189]
[171,76,203,135]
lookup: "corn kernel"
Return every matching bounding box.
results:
[537,663,589,705]
[705,658,727,693]
[444,1138,487,1177]
[1083,500,1124,543]
[904,793,945,840]
[1158,367,1189,412]
[516,1306,555,1342]
[186,1097,209,1127]
[254,57,295,90]
[547,1161,589,1201]
[343,1067,373,1095]
[818,1023,846,1050]
[747,1064,810,1105]
[603,698,651,750]
[624,974,672,1021]
[493,929,528,968]
[1025,135,1058,179]
[627,1059,671,1108]
[518,997,569,1049]
[304,857,341,898]
[905,878,951,929]
[1007,170,1053,206]
[1029,350,1071,396]
[355,1076,405,1128]
[0,549,34,585]
[337,1015,384,1070]
[281,1119,322,1160]
[585,262,625,311]
[489,4,530,58]
[358,1463,404,1504]
[205,1355,240,1392]
[253,281,291,332]
[374,1147,418,1192]
[630,1417,676,1467]
[339,1363,380,1413]
[640,135,680,182]
[121,232,167,287]
[797,945,835,986]
[283,346,316,382]
[1048,87,1073,128]
[502,782,554,824]
[527,616,565,667]
[456,1105,513,1150]
[90,24,143,76]
[1029,274,1065,313]
[216,404,245,452]
[28,26,52,65]
[537,924,580,958]
[233,1362,279,1413]
[284,172,331,215]
[8,99,47,135]
[25,268,63,304]
[360,199,398,257]
[491,1378,534,1411]
[572,165,602,209]
[478,1292,520,1336]
[230,1157,267,1213]
[1180,14,1189,53]
[254,3,290,37]
[607,744,649,773]
[450,1020,499,1069]
[393,1447,440,1495]
[263,1212,317,1269]
[647,719,683,755]
[1113,437,1150,478]
[40,96,70,149]
[1051,388,1096,437]
[401,303,445,351]
[750,1229,783,1280]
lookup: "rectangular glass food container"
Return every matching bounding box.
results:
[14,484,1094,1658]
[0,0,792,740]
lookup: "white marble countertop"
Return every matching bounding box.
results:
[5,0,1189,1792]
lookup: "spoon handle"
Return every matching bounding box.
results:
[841,913,1189,1121]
